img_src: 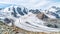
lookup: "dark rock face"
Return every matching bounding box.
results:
[43,18,60,28]
[23,8,28,14]
[36,13,48,20]
[56,10,60,14]
[17,7,24,16]
[47,11,60,18]
[25,22,30,24]
[4,18,14,24]
[11,7,28,18]
[29,9,40,14]
[36,13,44,19]
[46,24,58,28]
[50,12,60,18]
[8,8,10,11]
[4,18,11,24]
[12,7,17,17]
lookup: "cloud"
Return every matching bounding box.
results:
[0,0,60,9]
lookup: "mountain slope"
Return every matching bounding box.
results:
[0,5,60,32]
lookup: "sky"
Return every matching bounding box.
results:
[0,4,12,9]
[0,0,60,10]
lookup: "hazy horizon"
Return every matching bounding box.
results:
[0,0,60,10]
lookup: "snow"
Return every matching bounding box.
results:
[14,12,60,32]
[48,8,57,12]
[0,5,60,32]
[45,14,56,19]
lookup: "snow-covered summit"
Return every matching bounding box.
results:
[0,5,60,32]
[42,6,60,19]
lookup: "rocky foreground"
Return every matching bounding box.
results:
[0,21,60,34]
[0,21,27,34]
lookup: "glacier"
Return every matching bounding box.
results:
[0,4,60,32]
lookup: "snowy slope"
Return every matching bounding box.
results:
[0,5,60,32]
[42,6,60,19]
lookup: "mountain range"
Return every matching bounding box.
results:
[0,5,60,32]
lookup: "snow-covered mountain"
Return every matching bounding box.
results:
[0,5,60,32]
[0,5,60,19]
[42,6,60,19]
